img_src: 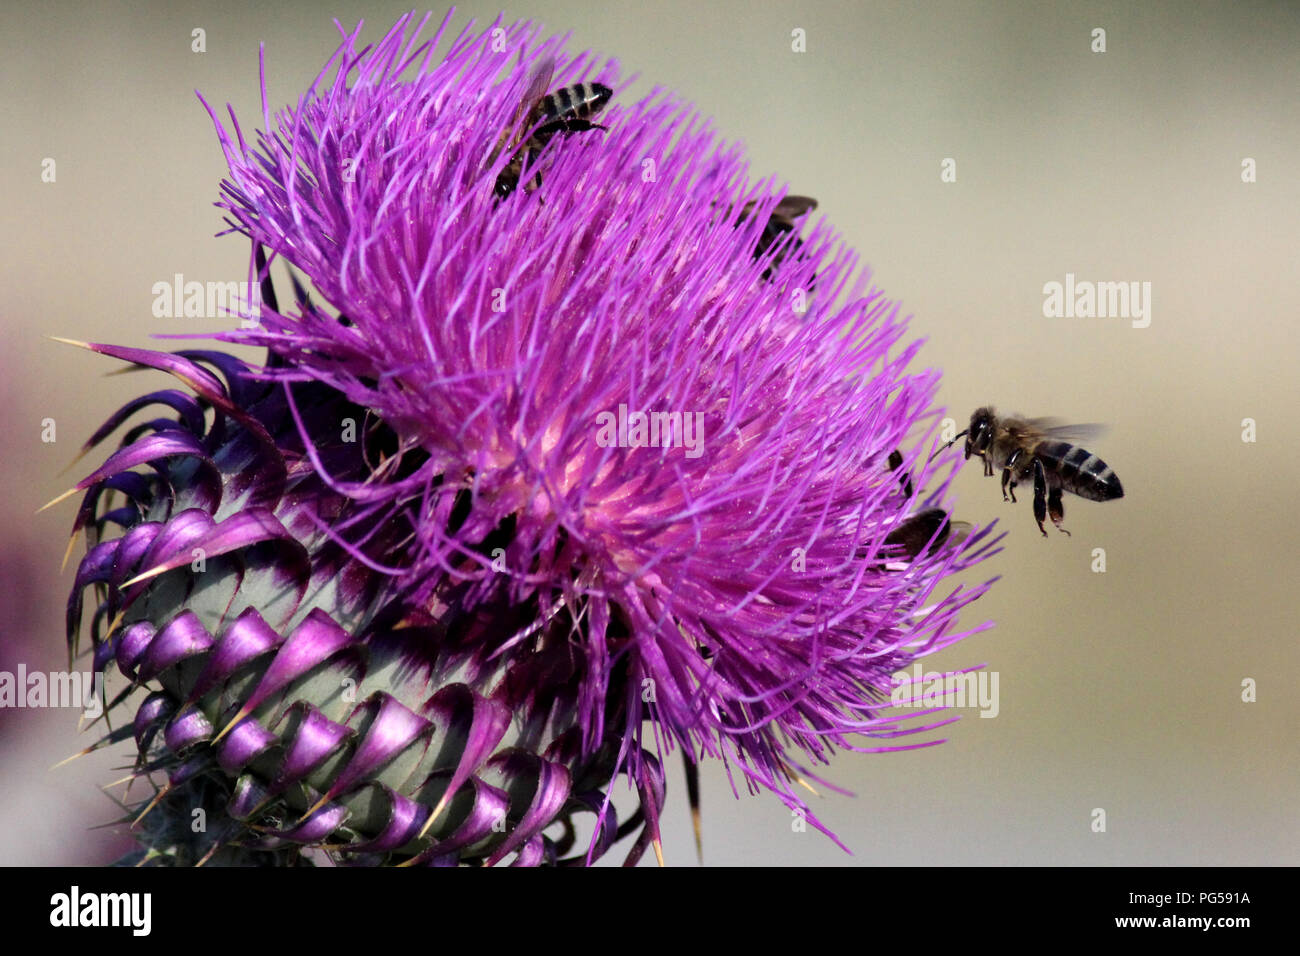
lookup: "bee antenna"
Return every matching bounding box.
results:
[929,430,968,464]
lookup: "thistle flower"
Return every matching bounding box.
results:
[56,11,999,866]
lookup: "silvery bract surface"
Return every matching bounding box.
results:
[61,11,997,866]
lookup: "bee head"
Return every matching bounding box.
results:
[966,407,996,458]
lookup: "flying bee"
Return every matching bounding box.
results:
[733,195,818,283]
[492,59,613,200]
[941,407,1124,537]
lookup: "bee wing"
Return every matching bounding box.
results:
[945,520,974,551]
[734,195,816,225]
[490,57,556,178]
[772,195,818,221]
[500,56,555,137]
[1024,417,1110,443]
[520,57,555,112]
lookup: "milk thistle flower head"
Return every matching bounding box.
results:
[56,11,998,866]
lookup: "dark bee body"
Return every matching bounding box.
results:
[532,84,612,146]
[1027,440,1123,503]
[735,195,817,282]
[958,406,1123,536]
[854,507,972,573]
[882,508,966,561]
[494,64,612,199]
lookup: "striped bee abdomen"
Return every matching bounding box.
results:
[544,82,612,119]
[533,83,613,147]
[1035,440,1124,502]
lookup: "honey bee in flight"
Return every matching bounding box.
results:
[493,59,613,200]
[943,407,1124,536]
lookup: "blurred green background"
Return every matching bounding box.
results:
[2,0,1296,865]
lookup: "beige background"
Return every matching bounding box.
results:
[2,0,1296,865]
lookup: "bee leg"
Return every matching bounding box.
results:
[983,456,994,477]
[886,448,914,499]
[1000,468,1017,503]
[559,119,607,134]
[1032,458,1049,537]
[1048,486,1070,535]
[513,165,544,204]
[521,157,542,195]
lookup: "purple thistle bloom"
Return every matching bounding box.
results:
[58,11,999,865]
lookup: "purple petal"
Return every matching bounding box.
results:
[420,685,510,818]
[132,692,174,751]
[227,773,271,820]
[74,432,214,493]
[408,775,510,864]
[268,702,354,791]
[115,621,157,679]
[137,610,214,682]
[482,750,571,866]
[79,389,208,456]
[319,693,434,805]
[227,609,355,727]
[216,718,278,773]
[134,509,301,585]
[345,783,432,853]
[186,606,283,705]
[74,343,228,405]
[263,801,350,843]
[510,834,549,867]
[164,705,214,753]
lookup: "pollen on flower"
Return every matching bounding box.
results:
[57,10,1000,866]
